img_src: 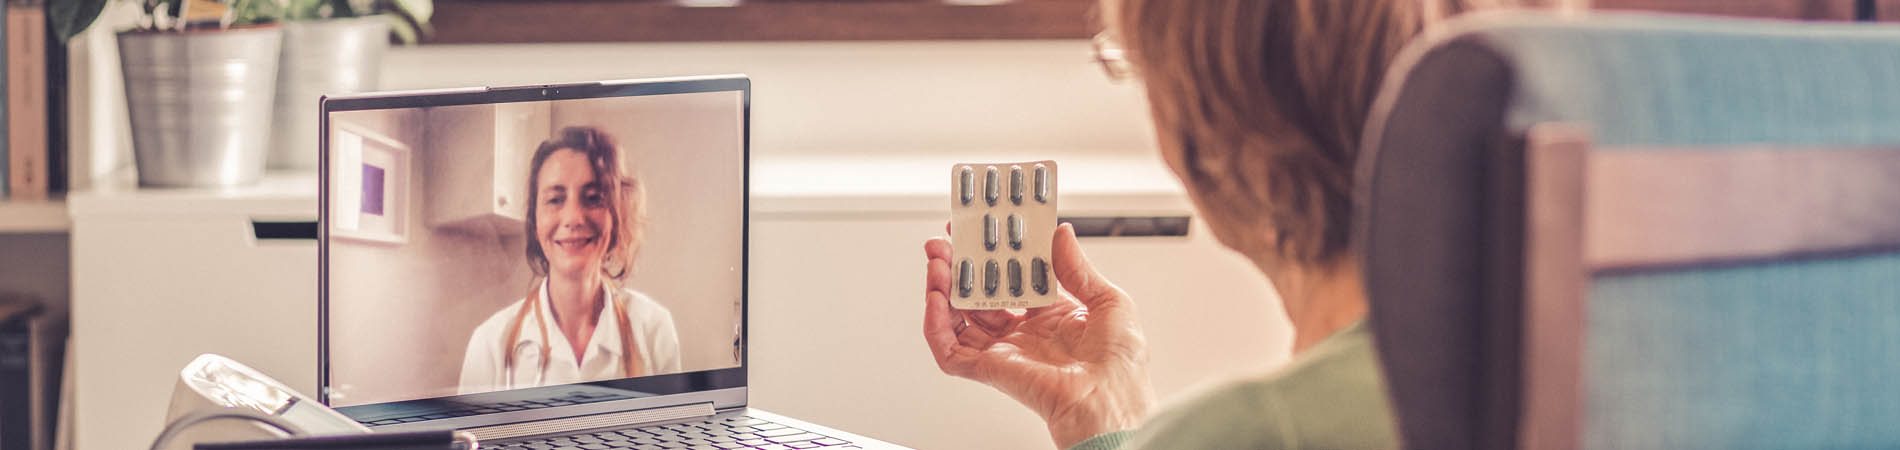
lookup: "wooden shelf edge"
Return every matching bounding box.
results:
[426,0,1099,44]
[0,199,72,233]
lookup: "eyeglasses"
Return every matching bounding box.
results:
[1092,30,1134,83]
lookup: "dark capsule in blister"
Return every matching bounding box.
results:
[1031,257,1049,295]
[984,214,999,251]
[959,166,975,205]
[984,259,1001,297]
[1008,259,1024,297]
[985,167,1000,206]
[1008,214,1024,250]
[1010,166,1024,205]
[1034,164,1049,203]
[958,259,974,298]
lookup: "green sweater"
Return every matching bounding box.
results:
[1070,321,1395,450]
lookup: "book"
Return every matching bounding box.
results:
[5,3,45,202]
[43,5,61,197]
[0,297,45,450]
[0,1,8,199]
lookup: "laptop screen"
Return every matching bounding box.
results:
[320,79,749,413]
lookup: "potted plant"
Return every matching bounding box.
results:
[51,0,431,184]
[272,0,432,170]
[53,0,284,187]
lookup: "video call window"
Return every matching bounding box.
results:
[326,91,745,407]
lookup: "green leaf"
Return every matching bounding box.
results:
[50,0,110,42]
[230,0,286,25]
[284,0,328,20]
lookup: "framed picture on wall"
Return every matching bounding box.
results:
[332,123,412,244]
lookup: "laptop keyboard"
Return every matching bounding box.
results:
[479,415,860,450]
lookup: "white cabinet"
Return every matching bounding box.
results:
[421,101,549,233]
[68,171,319,450]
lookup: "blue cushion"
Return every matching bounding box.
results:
[1463,12,1900,147]
[1588,252,1900,449]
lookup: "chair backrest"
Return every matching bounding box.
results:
[1355,11,1900,450]
[1520,124,1900,450]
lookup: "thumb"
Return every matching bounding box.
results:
[1051,223,1125,309]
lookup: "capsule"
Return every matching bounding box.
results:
[1031,257,1050,295]
[983,214,999,251]
[984,259,1001,297]
[985,166,1000,206]
[958,166,975,205]
[958,259,974,298]
[1009,166,1024,205]
[1008,214,1024,250]
[1008,259,1024,297]
[1034,164,1049,203]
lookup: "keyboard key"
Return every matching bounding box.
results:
[751,445,794,450]
[785,443,821,449]
[756,428,802,438]
[811,439,848,446]
[767,433,824,444]
[738,439,771,446]
[753,423,788,431]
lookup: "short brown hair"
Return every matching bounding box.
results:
[1107,0,1504,265]
[523,126,648,280]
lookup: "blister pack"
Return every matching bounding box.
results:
[949,160,1059,310]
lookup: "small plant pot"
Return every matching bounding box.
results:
[271,16,390,170]
[120,26,283,187]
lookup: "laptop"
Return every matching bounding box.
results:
[318,75,901,449]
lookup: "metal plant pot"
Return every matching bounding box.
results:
[120,27,283,188]
[271,16,389,170]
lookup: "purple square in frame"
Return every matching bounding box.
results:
[362,164,386,216]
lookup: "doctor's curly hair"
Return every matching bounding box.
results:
[522,126,649,281]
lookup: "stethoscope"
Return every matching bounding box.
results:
[501,280,643,389]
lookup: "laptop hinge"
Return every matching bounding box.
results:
[463,402,716,441]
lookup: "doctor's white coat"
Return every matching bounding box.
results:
[458,282,682,394]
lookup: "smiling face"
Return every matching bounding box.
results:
[534,148,617,279]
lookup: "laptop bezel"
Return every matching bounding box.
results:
[316,75,753,430]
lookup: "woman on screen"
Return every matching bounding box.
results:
[459,126,682,393]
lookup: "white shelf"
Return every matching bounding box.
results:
[751,153,1193,218]
[67,169,319,219]
[0,198,70,233]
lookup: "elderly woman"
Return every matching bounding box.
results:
[920,0,1521,448]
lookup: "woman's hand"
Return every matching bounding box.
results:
[923,223,1156,449]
